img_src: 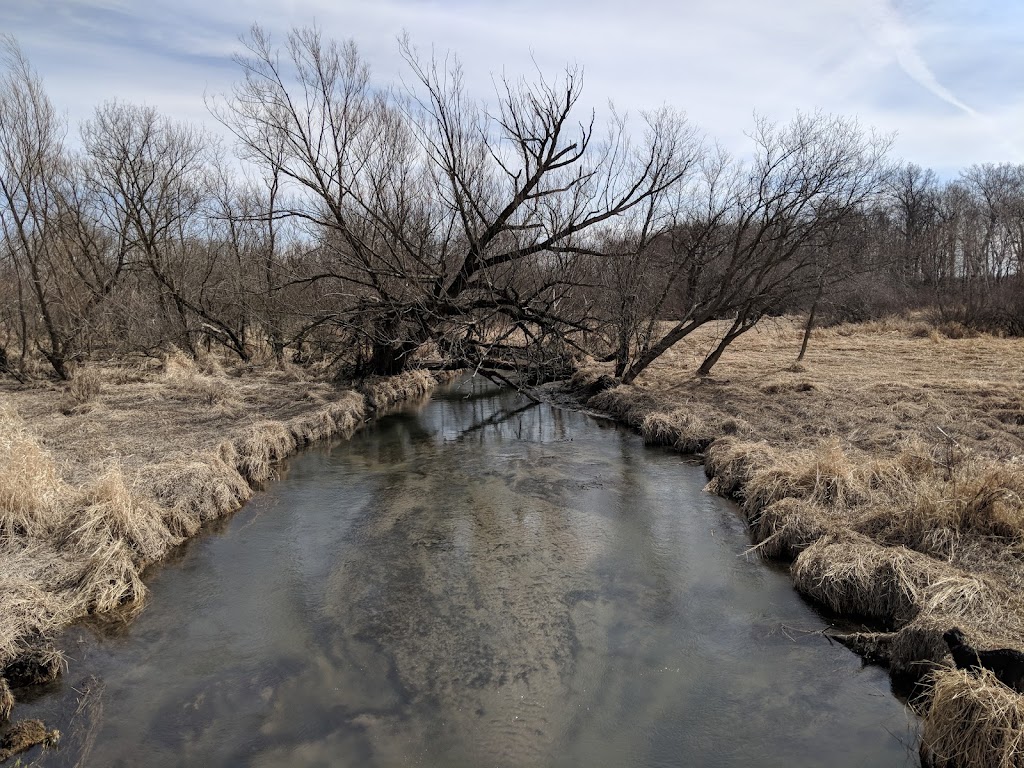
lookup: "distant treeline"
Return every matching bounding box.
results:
[1,28,1021,383]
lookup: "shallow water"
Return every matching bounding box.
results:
[23,378,917,766]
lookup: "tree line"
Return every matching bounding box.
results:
[1,28,1021,384]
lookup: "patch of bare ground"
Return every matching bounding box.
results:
[574,317,1024,767]
[0,352,447,740]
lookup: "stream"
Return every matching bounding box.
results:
[20,377,917,766]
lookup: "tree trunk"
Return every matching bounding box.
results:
[369,340,419,376]
[796,288,822,363]
[696,317,746,376]
[622,317,705,384]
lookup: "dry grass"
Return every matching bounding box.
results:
[0,719,60,763]
[792,532,931,624]
[746,498,838,560]
[920,668,1024,768]
[0,356,449,731]
[0,572,68,681]
[57,366,102,416]
[359,369,442,412]
[575,317,1024,766]
[0,679,12,723]
[0,409,65,538]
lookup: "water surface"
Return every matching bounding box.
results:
[24,378,917,766]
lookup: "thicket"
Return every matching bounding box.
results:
[1,29,1021,386]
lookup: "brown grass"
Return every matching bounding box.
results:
[0,409,65,538]
[575,317,1024,766]
[57,366,102,416]
[920,668,1024,768]
[0,357,450,732]
[0,718,60,763]
[0,679,11,723]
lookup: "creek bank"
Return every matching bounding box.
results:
[9,376,914,767]
[561,361,1024,768]
[0,362,454,757]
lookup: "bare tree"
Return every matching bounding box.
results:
[81,101,240,356]
[211,25,701,376]
[0,36,75,377]
[616,112,893,382]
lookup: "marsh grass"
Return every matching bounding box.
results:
[57,367,102,416]
[0,411,65,538]
[0,678,11,722]
[921,668,1024,768]
[0,719,60,763]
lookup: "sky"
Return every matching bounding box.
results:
[3,0,1023,176]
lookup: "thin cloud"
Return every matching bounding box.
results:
[867,0,978,117]
[2,0,1021,169]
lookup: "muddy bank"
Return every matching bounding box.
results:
[564,319,1024,767]
[0,356,452,751]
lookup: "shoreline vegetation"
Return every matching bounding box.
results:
[567,317,1024,768]
[0,356,450,761]
[1,317,1023,765]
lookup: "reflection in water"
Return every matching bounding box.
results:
[23,378,917,767]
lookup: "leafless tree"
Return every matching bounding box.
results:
[615,112,893,382]
[210,25,701,376]
[0,36,76,377]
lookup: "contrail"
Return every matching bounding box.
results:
[870,0,978,117]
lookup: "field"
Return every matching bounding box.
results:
[575,317,1024,767]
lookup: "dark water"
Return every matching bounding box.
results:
[22,378,917,766]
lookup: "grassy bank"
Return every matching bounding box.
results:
[572,317,1024,767]
[0,352,447,749]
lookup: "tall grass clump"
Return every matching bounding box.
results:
[920,668,1024,768]
[587,385,661,428]
[61,538,148,615]
[702,437,776,499]
[742,439,868,515]
[856,448,1024,560]
[0,678,12,722]
[0,574,67,671]
[641,409,716,453]
[61,466,178,566]
[360,369,437,412]
[140,453,253,537]
[747,498,836,560]
[0,410,65,538]
[58,366,102,415]
[160,347,243,416]
[791,532,931,624]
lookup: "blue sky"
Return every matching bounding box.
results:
[4,0,1023,175]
